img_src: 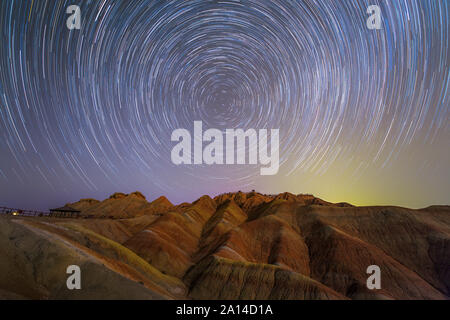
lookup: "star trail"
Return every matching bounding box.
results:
[0,0,449,209]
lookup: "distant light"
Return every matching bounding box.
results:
[12,211,19,216]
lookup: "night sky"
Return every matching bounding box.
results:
[0,0,449,210]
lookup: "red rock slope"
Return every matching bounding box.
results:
[0,191,448,300]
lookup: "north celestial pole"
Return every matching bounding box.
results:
[0,0,449,210]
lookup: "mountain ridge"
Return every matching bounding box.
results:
[0,190,448,300]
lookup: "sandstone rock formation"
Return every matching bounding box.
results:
[0,191,448,300]
[69,192,173,219]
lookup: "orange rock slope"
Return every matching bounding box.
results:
[0,191,448,300]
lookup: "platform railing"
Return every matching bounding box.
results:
[0,206,80,218]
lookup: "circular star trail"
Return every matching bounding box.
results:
[0,0,449,209]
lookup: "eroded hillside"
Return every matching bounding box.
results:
[0,191,448,300]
